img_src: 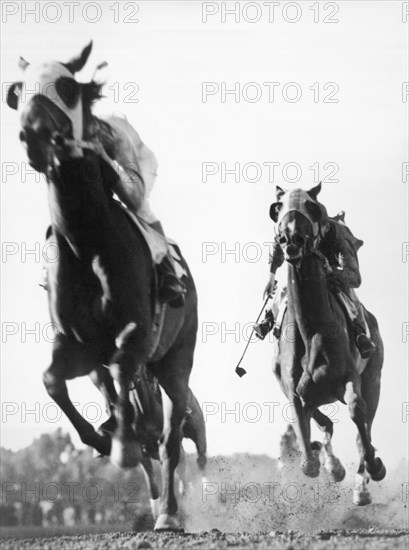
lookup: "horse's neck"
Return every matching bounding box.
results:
[47,154,111,253]
[287,255,333,340]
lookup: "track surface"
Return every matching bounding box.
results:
[2,529,409,550]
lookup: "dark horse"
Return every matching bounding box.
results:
[270,184,385,505]
[7,43,204,530]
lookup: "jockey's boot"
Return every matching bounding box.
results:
[253,309,275,340]
[149,220,187,308]
[355,329,376,359]
[353,302,376,359]
[158,253,186,308]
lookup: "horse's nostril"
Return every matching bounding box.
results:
[19,130,26,142]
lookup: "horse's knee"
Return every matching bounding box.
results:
[348,395,367,424]
[79,430,97,446]
[43,367,64,398]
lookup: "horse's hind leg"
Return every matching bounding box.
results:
[183,389,207,476]
[313,409,345,482]
[43,338,111,456]
[151,334,195,531]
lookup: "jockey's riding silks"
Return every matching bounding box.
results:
[17,61,84,142]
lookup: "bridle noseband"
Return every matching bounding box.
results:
[276,209,327,266]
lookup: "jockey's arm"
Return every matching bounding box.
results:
[264,239,284,298]
[269,239,285,274]
[91,140,145,213]
[110,161,145,213]
[330,238,362,289]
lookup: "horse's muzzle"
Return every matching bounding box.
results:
[284,244,302,263]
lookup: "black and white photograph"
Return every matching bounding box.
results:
[1,1,408,548]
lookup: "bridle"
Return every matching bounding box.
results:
[22,94,101,173]
[276,207,328,266]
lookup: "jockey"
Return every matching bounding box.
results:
[85,112,187,308]
[253,201,376,359]
[11,53,186,308]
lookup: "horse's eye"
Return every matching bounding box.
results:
[279,235,287,245]
[19,130,26,142]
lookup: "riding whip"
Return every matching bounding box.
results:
[234,295,271,378]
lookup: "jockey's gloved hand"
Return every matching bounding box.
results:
[263,273,276,299]
[323,258,333,275]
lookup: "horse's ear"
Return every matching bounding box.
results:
[305,200,322,222]
[270,202,282,222]
[333,210,345,223]
[307,181,322,201]
[19,56,29,70]
[55,77,81,108]
[6,82,22,110]
[64,41,93,74]
[276,186,286,200]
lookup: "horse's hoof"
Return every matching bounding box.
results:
[353,489,372,506]
[301,455,320,478]
[366,457,386,481]
[324,457,346,482]
[110,437,142,469]
[154,513,183,532]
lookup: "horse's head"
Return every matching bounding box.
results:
[7,42,99,173]
[270,183,326,265]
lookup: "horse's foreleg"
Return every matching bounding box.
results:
[313,409,345,482]
[109,323,145,469]
[177,444,188,497]
[291,399,320,478]
[344,374,385,506]
[141,455,160,521]
[43,364,110,456]
[89,366,118,454]
[352,358,385,505]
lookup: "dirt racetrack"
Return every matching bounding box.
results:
[1,529,409,550]
[2,455,408,549]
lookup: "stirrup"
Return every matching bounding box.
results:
[356,334,376,359]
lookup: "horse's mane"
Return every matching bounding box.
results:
[81,82,116,158]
